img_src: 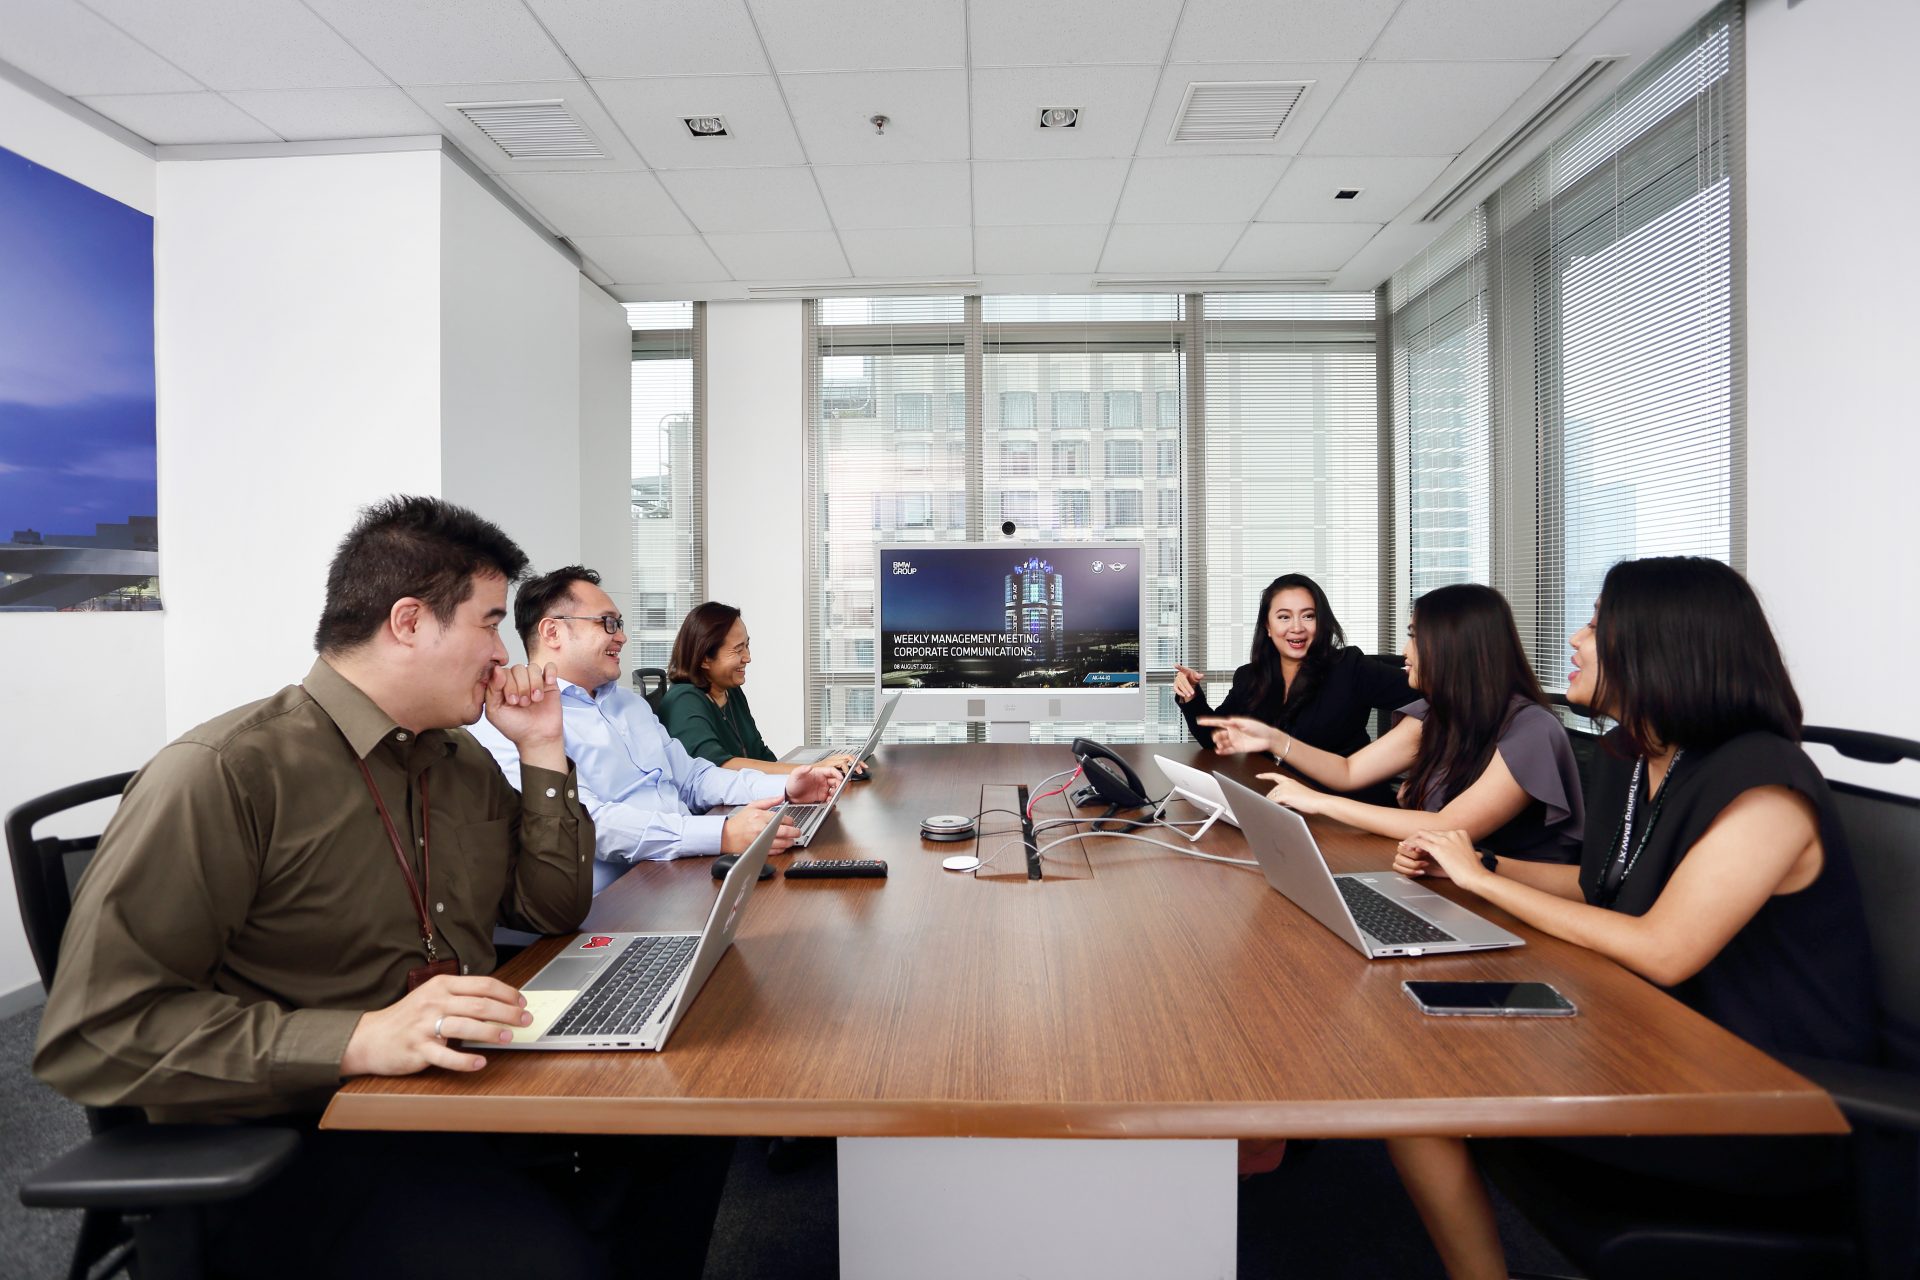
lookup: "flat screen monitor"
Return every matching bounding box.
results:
[876,541,1144,734]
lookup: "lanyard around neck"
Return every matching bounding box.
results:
[1597,750,1683,909]
[355,757,438,963]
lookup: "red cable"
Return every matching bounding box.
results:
[1027,766,1083,820]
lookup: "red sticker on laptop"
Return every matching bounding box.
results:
[579,935,614,949]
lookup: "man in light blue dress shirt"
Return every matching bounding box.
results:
[469,566,839,893]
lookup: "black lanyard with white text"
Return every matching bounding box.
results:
[355,757,458,989]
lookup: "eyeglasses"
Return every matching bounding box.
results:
[550,613,625,635]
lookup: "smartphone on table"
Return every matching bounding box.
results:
[1402,981,1576,1017]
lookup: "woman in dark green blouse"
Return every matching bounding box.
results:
[659,602,862,776]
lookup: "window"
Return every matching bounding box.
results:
[896,392,932,430]
[627,303,703,675]
[1390,3,1741,694]
[807,293,1378,747]
[1105,439,1143,478]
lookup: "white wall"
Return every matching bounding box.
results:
[578,278,635,633]
[704,301,807,751]
[439,155,581,603]
[157,150,444,735]
[0,78,164,1009]
[1745,0,1920,792]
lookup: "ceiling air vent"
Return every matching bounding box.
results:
[450,99,604,160]
[1168,81,1310,144]
[1419,58,1620,223]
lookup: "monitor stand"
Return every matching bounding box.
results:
[986,720,1031,743]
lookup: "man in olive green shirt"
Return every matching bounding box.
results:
[32,498,727,1278]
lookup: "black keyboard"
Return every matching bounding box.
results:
[1335,879,1457,946]
[550,934,698,1036]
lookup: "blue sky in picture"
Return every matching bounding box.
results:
[0,142,155,538]
[881,544,1141,632]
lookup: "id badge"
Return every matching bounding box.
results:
[406,957,459,991]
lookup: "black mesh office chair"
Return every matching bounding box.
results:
[1480,726,1920,1280]
[8,774,299,1280]
[632,666,669,712]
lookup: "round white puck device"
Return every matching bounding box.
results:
[942,855,982,873]
[920,813,977,842]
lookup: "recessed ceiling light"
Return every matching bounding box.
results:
[1037,106,1080,129]
[1334,188,1362,200]
[683,115,728,137]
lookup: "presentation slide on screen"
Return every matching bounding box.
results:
[880,545,1141,690]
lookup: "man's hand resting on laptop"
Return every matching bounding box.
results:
[722,796,800,855]
[783,764,839,804]
[340,974,533,1077]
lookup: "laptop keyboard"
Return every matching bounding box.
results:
[549,934,698,1037]
[1335,879,1458,946]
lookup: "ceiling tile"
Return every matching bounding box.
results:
[1330,222,1446,292]
[593,76,805,169]
[705,230,850,279]
[1134,60,1356,157]
[751,0,965,72]
[1301,60,1551,156]
[1168,0,1401,63]
[1221,222,1380,272]
[1371,0,1616,61]
[1098,223,1244,274]
[656,167,831,233]
[0,0,201,96]
[781,69,969,165]
[840,226,973,277]
[1255,154,1453,223]
[404,79,644,170]
[502,170,694,237]
[814,162,971,229]
[570,234,729,282]
[1114,156,1288,224]
[970,66,1159,161]
[302,0,574,85]
[221,88,439,142]
[974,225,1106,275]
[972,159,1130,226]
[969,0,1183,67]
[82,0,387,90]
[77,92,282,145]
[523,0,768,78]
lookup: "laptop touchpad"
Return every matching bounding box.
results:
[525,958,606,991]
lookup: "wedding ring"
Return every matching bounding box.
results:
[433,1015,446,1040]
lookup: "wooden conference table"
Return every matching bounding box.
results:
[325,742,1841,1276]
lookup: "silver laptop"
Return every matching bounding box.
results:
[479,807,781,1051]
[1152,754,1240,841]
[784,692,900,847]
[1215,774,1523,959]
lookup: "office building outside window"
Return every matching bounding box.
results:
[626,301,702,675]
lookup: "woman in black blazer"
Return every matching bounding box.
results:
[1176,573,1412,757]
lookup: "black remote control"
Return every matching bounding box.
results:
[784,859,888,879]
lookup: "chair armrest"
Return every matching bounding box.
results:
[19,1124,300,1211]
[1780,1054,1920,1132]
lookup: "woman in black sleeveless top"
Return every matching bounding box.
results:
[1175,573,1412,756]
[1384,557,1879,1280]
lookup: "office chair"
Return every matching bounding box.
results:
[1545,692,1603,793]
[8,773,299,1280]
[1480,726,1920,1280]
[632,665,669,712]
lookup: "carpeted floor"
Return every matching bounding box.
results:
[1,1004,1575,1278]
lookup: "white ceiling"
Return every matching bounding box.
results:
[0,0,1703,300]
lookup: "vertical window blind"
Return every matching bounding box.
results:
[1390,2,1743,693]
[804,293,1380,749]
[626,301,704,673]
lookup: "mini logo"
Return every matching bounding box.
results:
[1109,562,1126,571]
[580,935,614,949]
[891,560,916,575]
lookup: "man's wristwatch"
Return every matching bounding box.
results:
[1479,850,1499,875]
